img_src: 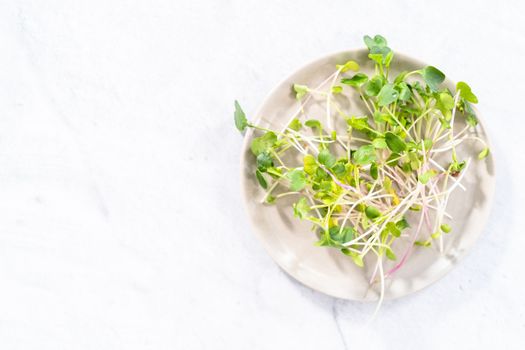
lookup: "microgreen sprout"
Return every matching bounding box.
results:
[234,35,488,310]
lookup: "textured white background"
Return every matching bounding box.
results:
[0,0,523,349]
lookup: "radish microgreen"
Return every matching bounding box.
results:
[234,35,489,311]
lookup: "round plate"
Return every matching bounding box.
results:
[240,49,495,301]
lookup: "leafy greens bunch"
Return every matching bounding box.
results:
[234,35,488,306]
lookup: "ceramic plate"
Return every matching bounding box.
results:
[240,49,495,301]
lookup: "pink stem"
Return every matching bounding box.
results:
[385,188,427,278]
[423,204,432,232]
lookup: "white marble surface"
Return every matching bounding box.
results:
[0,0,523,349]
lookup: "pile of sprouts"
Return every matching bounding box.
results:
[234,35,488,309]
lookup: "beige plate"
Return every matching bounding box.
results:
[240,49,495,301]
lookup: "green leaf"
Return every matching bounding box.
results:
[293,197,310,219]
[364,33,391,65]
[303,154,317,175]
[315,235,332,247]
[341,248,364,267]
[346,116,369,131]
[293,84,309,100]
[410,204,422,211]
[364,76,384,96]
[385,222,401,238]
[305,119,321,130]
[370,162,378,180]
[319,180,333,192]
[351,254,364,267]
[341,73,368,87]
[420,66,445,92]
[439,118,451,129]
[341,227,355,243]
[368,53,384,65]
[385,247,397,260]
[394,71,408,85]
[329,226,355,244]
[336,60,360,72]
[436,92,454,120]
[440,224,452,233]
[365,206,381,219]
[397,82,411,101]
[396,217,410,230]
[250,131,277,156]
[353,145,376,165]
[234,100,248,132]
[287,168,307,191]
[439,91,455,109]
[383,177,392,191]
[450,160,466,175]
[332,162,347,177]
[410,159,420,171]
[405,141,417,150]
[255,169,267,189]
[478,147,490,160]
[419,170,437,184]
[373,111,389,124]
[463,101,478,127]
[456,81,478,104]
[369,44,391,55]
[331,85,343,94]
[267,167,282,179]
[364,34,388,50]
[256,152,273,171]
[315,167,329,181]
[466,113,478,127]
[377,83,399,106]
[318,149,336,168]
[385,132,407,153]
[412,81,428,97]
[415,240,431,247]
[288,118,302,131]
[372,138,387,149]
[384,51,394,68]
